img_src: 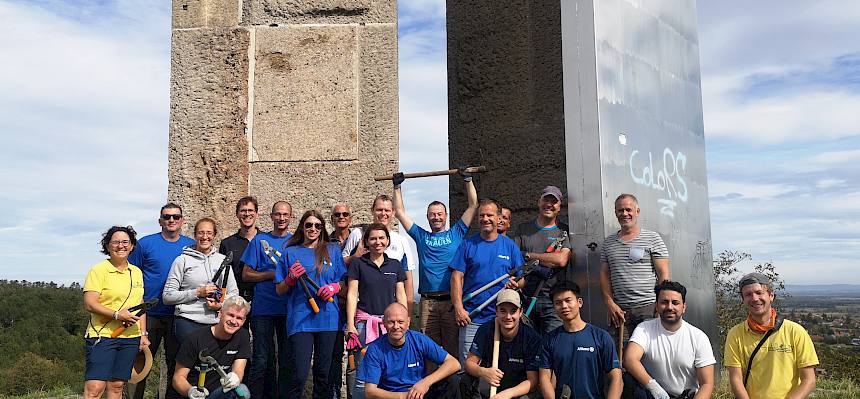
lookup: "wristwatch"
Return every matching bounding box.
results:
[141,331,149,336]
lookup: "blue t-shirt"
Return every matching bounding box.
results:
[539,324,620,399]
[357,330,449,392]
[241,232,292,316]
[408,220,468,294]
[470,321,542,391]
[129,233,195,317]
[275,243,346,335]
[450,234,524,324]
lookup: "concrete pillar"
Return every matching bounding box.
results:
[168,0,398,234]
[447,0,716,339]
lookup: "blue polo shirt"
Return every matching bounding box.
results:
[450,234,524,324]
[275,243,346,336]
[470,321,542,391]
[408,220,468,294]
[357,330,449,392]
[128,233,195,317]
[539,324,620,399]
[241,232,291,316]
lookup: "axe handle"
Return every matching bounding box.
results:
[373,166,487,181]
[617,323,625,368]
[489,319,500,397]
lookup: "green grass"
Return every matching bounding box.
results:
[711,370,859,398]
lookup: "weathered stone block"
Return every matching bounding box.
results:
[167,28,250,236]
[357,24,398,160]
[173,0,242,29]
[243,0,395,25]
[252,26,359,162]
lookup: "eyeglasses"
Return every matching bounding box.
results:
[272,213,293,218]
[161,214,183,220]
[333,212,351,218]
[304,222,324,230]
[238,209,257,214]
[110,240,131,247]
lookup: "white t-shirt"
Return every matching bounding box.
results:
[341,227,416,271]
[629,319,716,396]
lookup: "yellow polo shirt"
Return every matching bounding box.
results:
[83,260,145,338]
[723,319,819,399]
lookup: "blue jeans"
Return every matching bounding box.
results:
[248,315,290,399]
[287,331,338,399]
[458,322,482,369]
[529,296,562,335]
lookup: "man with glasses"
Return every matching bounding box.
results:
[241,201,294,398]
[329,203,353,247]
[127,203,195,399]
[219,196,261,304]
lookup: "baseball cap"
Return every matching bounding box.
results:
[541,185,563,201]
[739,272,771,290]
[496,289,521,308]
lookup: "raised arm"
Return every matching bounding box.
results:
[393,182,414,232]
[459,179,478,225]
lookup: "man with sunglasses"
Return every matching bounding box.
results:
[241,201,294,398]
[127,203,195,399]
[392,168,478,364]
[329,203,353,247]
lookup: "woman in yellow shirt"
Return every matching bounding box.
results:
[83,226,149,399]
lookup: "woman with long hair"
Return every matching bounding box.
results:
[345,222,407,397]
[276,210,346,399]
[83,226,148,399]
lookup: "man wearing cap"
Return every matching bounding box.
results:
[510,185,572,335]
[724,273,818,399]
[624,281,715,399]
[392,169,478,360]
[173,295,251,399]
[600,193,669,344]
[461,289,542,399]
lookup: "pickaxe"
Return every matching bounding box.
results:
[373,166,487,181]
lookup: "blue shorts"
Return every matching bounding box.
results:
[84,337,140,381]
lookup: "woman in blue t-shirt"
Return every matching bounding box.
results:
[345,223,407,397]
[275,210,346,399]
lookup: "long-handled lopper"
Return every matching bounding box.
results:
[463,260,536,303]
[523,231,568,318]
[260,240,282,265]
[210,251,233,303]
[109,298,158,338]
[300,274,334,303]
[467,260,538,318]
[198,351,250,398]
[299,277,320,314]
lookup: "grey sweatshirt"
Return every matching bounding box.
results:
[163,246,238,324]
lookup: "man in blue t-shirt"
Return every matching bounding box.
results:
[392,168,478,360]
[451,199,525,366]
[539,281,622,399]
[127,203,195,399]
[241,200,293,399]
[356,303,460,399]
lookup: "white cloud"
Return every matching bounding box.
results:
[709,180,797,200]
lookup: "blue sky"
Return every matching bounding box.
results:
[1,0,857,284]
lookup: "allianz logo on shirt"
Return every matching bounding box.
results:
[407,362,421,368]
[577,346,595,352]
[383,272,398,277]
[227,350,238,354]
[497,255,510,260]
[508,358,523,364]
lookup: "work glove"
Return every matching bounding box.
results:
[317,282,341,302]
[345,331,363,350]
[285,261,306,287]
[187,386,208,399]
[645,379,670,399]
[392,172,405,188]
[458,166,472,182]
[220,371,241,392]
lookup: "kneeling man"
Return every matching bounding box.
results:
[357,303,460,399]
[172,296,251,399]
[462,289,541,399]
[624,281,715,399]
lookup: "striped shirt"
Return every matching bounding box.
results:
[600,228,668,308]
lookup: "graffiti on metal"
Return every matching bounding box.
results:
[629,147,689,218]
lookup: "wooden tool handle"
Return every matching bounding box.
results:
[617,323,624,367]
[373,166,487,181]
[490,319,501,397]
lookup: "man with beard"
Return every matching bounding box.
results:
[173,295,251,399]
[624,281,715,399]
[355,303,460,399]
[724,273,818,399]
[219,197,261,303]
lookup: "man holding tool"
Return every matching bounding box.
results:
[219,196,261,304]
[540,281,622,399]
[510,185,572,335]
[392,166,478,361]
[451,199,525,366]
[461,289,541,399]
[172,295,252,399]
[240,201,293,398]
[724,273,818,399]
[624,281,715,399]
[128,203,195,399]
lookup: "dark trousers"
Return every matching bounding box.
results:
[127,315,177,399]
[248,315,290,399]
[329,328,346,399]
[287,331,338,399]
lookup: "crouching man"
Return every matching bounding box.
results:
[172,296,251,399]
[461,289,542,399]
[356,303,460,399]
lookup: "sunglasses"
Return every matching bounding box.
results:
[333,212,351,218]
[161,214,183,220]
[304,222,324,230]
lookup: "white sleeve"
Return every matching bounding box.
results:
[341,228,362,258]
[628,322,650,352]
[403,234,417,272]
[692,328,717,368]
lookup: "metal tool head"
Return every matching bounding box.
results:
[560,384,572,399]
[521,259,539,275]
[260,239,271,254]
[198,351,217,365]
[129,298,159,313]
[222,251,233,267]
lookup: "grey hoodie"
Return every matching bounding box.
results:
[163,246,238,324]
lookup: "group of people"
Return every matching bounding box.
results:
[82,169,819,399]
